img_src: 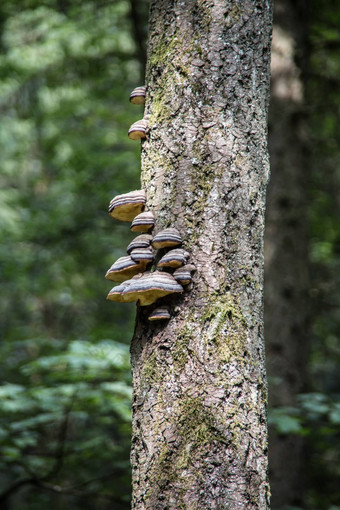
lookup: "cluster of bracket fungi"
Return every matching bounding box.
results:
[105,86,195,322]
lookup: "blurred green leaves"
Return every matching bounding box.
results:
[268,407,303,435]
[269,393,340,436]
[0,0,148,508]
[0,0,143,343]
[0,339,132,507]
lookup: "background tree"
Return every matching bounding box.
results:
[265,0,340,508]
[130,1,273,508]
[265,0,309,506]
[299,0,340,506]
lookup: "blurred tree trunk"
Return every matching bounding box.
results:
[130,1,273,508]
[129,0,149,78]
[265,0,309,507]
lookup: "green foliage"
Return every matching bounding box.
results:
[0,0,144,345]
[269,393,340,434]
[0,340,132,508]
[269,390,340,509]
[0,0,149,508]
[268,407,303,435]
[304,2,340,508]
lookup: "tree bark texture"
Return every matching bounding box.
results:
[265,1,309,507]
[130,1,273,508]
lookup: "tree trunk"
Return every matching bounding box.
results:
[130,1,273,508]
[265,0,309,507]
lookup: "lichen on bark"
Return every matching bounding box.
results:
[130,1,273,509]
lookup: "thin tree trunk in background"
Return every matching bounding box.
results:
[130,1,273,508]
[265,0,309,507]
[129,0,149,79]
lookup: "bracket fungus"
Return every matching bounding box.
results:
[129,86,146,105]
[128,119,148,140]
[148,306,171,321]
[157,248,190,269]
[151,228,182,250]
[105,82,195,318]
[105,256,146,282]
[130,247,154,264]
[108,189,146,222]
[106,282,129,302]
[173,264,196,286]
[131,211,155,233]
[121,271,183,306]
[107,274,144,302]
[126,234,153,255]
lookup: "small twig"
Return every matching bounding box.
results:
[0,396,75,504]
[129,0,147,78]
[0,469,126,505]
[41,396,74,481]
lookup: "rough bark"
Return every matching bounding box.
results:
[265,1,309,507]
[130,1,273,508]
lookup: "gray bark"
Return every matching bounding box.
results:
[130,1,273,508]
[265,1,309,507]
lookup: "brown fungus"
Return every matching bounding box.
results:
[128,119,148,140]
[108,189,146,222]
[105,256,146,282]
[130,211,155,233]
[106,282,129,302]
[126,234,152,255]
[129,86,146,105]
[121,271,183,306]
[130,247,154,264]
[157,248,190,269]
[107,274,144,302]
[148,306,171,321]
[173,264,196,286]
[151,228,182,250]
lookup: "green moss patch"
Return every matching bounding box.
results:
[200,293,248,364]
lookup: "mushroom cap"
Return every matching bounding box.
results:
[126,234,153,254]
[151,228,182,249]
[173,264,195,285]
[128,119,148,140]
[107,274,145,302]
[108,189,146,222]
[183,263,196,273]
[105,256,147,282]
[130,247,154,263]
[129,86,146,105]
[106,282,128,302]
[121,271,183,306]
[130,211,155,233]
[157,248,190,269]
[148,306,171,321]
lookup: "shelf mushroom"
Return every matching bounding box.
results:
[129,86,146,105]
[157,248,190,269]
[105,256,146,282]
[106,282,129,302]
[148,306,171,321]
[128,119,148,140]
[130,247,154,265]
[121,271,183,306]
[107,274,144,302]
[151,228,182,250]
[108,190,146,222]
[131,211,155,233]
[127,234,153,255]
[173,264,196,286]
